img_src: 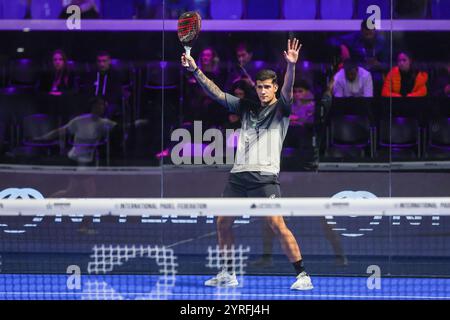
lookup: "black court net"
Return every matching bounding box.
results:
[0,198,450,299]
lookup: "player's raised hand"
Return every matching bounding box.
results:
[284,38,302,65]
[181,53,197,72]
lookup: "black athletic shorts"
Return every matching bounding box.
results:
[222,172,281,198]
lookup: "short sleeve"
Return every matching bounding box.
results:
[64,118,77,135]
[101,118,117,131]
[279,94,293,117]
[224,93,241,114]
[224,93,257,116]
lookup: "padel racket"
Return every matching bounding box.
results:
[177,11,201,67]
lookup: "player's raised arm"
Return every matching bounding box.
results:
[281,38,302,102]
[181,53,227,106]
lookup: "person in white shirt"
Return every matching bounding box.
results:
[37,98,116,165]
[333,60,373,97]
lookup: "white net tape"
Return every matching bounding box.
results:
[1,197,450,216]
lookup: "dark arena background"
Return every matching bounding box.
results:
[0,0,449,302]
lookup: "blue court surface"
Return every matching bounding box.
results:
[1,274,450,300]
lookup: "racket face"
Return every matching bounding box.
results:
[177,11,201,46]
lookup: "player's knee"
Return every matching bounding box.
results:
[267,222,287,236]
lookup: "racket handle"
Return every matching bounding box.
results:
[183,46,192,67]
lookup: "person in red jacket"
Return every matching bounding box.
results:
[382,51,428,97]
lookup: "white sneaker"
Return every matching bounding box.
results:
[290,271,314,290]
[205,269,239,287]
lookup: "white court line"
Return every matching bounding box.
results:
[166,225,241,248]
[0,292,449,299]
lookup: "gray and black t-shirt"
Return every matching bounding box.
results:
[224,93,292,175]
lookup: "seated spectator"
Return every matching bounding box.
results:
[195,47,226,87]
[36,49,77,121]
[59,0,100,19]
[37,98,116,166]
[185,47,227,127]
[382,51,428,97]
[333,19,389,71]
[285,80,321,150]
[432,62,450,97]
[333,60,373,97]
[226,42,258,89]
[231,78,258,102]
[38,49,76,96]
[290,80,316,127]
[81,51,123,119]
[329,19,388,95]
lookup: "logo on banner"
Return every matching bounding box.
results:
[0,188,45,234]
[325,190,381,237]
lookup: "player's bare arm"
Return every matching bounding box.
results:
[181,53,227,106]
[281,38,302,102]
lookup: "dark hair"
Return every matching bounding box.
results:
[50,49,70,86]
[235,42,253,54]
[293,79,311,91]
[232,79,253,94]
[51,49,68,65]
[397,50,413,61]
[255,69,277,84]
[231,79,258,102]
[97,51,111,58]
[343,59,359,72]
[88,97,106,114]
[396,50,419,74]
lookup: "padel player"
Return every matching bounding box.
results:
[181,38,313,290]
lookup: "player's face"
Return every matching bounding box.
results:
[398,53,411,72]
[97,55,111,72]
[256,79,278,105]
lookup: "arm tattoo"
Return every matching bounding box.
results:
[193,69,226,104]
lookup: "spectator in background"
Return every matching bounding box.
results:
[333,60,373,97]
[226,42,258,89]
[196,47,226,87]
[284,79,316,151]
[382,51,428,97]
[334,20,389,70]
[59,0,100,19]
[185,47,227,127]
[38,49,76,96]
[82,51,123,119]
[432,62,450,97]
[37,49,77,121]
[290,80,316,127]
[231,78,258,102]
[329,19,388,95]
[37,98,116,166]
